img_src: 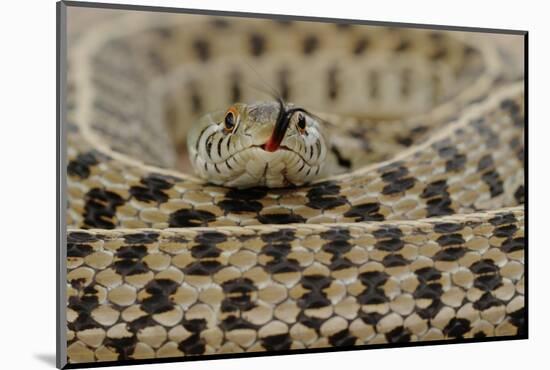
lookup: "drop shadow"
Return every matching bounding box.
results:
[34,353,57,367]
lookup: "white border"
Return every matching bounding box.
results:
[2,0,545,369]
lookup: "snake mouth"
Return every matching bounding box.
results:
[262,99,310,152]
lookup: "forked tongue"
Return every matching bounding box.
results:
[264,110,291,152]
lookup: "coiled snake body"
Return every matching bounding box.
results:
[65,12,525,364]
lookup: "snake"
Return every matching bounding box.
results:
[64,11,525,365]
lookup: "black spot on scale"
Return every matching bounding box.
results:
[193,39,210,62]
[514,185,524,204]
[297,311,325,330]
[473,292,503,311]
[67,232,99,243]
[394,39,411,52]
[327,66,338,100]
[446,154,467,172]
[433,222,464,234]
[211,18,230,28]
[330,146,352,169]
[67,152,99,179]
[421,180,454,217]
[261,229,296,243]
[129,174,174,204]
[169,209,216,227]
[126,315,156,334]
[501,237,524,253]
[434,247,466,262]
[278,68,290,101]
[356,271,390,305]
[305,181,348,210]
[195,231,227,244]
[344,202,384,222]
[443,318,471,338]
[414,288,444,320]
[494,224,518,238]
[353,38,369,55]
[296,275,333,309]
[477,154,494,171]
[322,236,353,271]
[415,266,442,281]
[249,33,266,57]
[67,294,100,331]
[382,254,408,267]
[221,278,258,312]
[83,188,125,229]
[262,334,292,351]
[261,242,300,274]
[329,329,357,347]
[220,316,257,333]
[123,232,159,244]
[218,187,266,214]
[489,213,517,226]
[302,35,319,55]
[67,243,94,258]
[275,20,293,27]
[380,165,409,182]
[373,227,404,252]
[481,170,504,197]
[113,246,149,276]
[430,46,448,61]
[382,177,416,195]
[359,312,384,326]
[140,279,179,314]
[508,307,526,335]
[258,213,306,224]
[474,273,503,292]
[434,141,458,158]
[320,227,350,241]
[190,243,221,259]
[378,162,416,195]
[500,98,521,115]
[385,327,411,343]
[335,23,352,30]
[436,233,465,246]
[177,324,207,355]
[116,245,148,260]
[103,337,138,360]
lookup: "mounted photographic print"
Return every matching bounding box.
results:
[57,1,527,368]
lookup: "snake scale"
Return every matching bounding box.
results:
[64,11,525,365]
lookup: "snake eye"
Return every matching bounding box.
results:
[223,109,237,133]
[296,114,307,134]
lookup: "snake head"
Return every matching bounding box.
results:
[187,101,328,188]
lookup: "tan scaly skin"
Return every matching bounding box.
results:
[64,13,524,364]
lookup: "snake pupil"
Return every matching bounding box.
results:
[224,111,235,131]
[297,114,306,131]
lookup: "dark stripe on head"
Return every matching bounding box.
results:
[205,132,215,160]
[216,136,223,158]
[195,126,210,151]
